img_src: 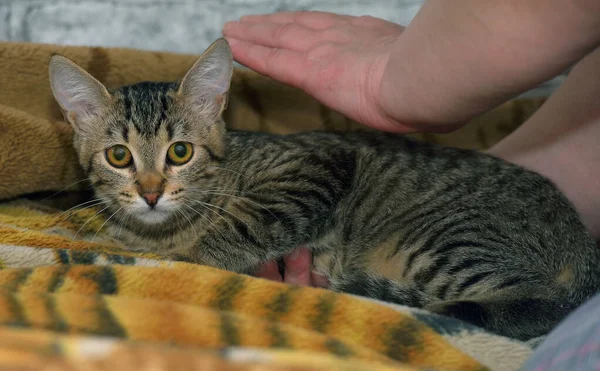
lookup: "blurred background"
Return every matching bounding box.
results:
[0,0,563,97]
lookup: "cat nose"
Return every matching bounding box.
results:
[136,172,165,207]
[142,192,162,207]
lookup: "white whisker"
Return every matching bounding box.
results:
[45,198,108,229]
[183,197,259,239]
[176,208,199,243]
[91,207,123,244]
[182,203,228,242]
[116,210,132,240]
[184,188,280,223]
[71,205,112,245]
[210,166,248,178]
[40,178,90,201]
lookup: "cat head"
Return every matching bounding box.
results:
[49,38,233,224]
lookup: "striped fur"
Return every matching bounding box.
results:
[50,39,600,341]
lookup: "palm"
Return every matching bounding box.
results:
[223,11,406,131]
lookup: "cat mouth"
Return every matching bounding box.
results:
[129,199,173,224]
[135,208,172,224]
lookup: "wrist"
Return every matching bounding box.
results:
[376,34,474,132]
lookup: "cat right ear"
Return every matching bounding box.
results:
[178,38,233,116]
[49,55,112,130]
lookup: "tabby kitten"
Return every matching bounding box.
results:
[49,39,600,341]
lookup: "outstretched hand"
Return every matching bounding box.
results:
[223,11,410,132]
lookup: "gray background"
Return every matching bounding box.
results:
[0,0,561,97]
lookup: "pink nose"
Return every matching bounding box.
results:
[142,192,162,207]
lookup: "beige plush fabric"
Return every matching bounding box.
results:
[0,41,546,201]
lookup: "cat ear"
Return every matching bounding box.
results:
[49,55,112,129]
[178,38,233,115]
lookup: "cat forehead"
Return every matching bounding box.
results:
[109,81,181,138]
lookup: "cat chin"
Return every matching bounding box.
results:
[127,199,176,225]
[134,210,172,225]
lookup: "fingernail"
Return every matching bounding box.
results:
[225,37,240,47]
[289,248,301,261]
[223,21,235,31]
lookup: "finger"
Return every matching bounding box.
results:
[223,21,319,52]
[311,271,330,288]
[255,260,283,282]
[239,11,353,30]
[283,247,312,286]
[226,38,308,89]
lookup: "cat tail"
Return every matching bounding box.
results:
[424,294,579,341]
[331,273,576,340]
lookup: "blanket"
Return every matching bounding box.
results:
[0,41,546,371]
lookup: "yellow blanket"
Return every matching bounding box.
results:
[0,42,543,371]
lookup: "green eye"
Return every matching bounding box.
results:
[106,145,132,168]
[167,142,193,165]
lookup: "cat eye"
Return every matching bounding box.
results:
[167,142,194,165]
[105,145,133,168]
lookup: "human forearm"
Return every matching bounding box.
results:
[379,0,600,130]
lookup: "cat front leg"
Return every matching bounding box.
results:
[167,240,265,276]
[165,205,297,274]
[171,174,342,274]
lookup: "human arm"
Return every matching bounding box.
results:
[223,1,600,132]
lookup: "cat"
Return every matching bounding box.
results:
[49,38,600,341]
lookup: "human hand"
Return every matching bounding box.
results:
[255,246,330,288]
[222,11,411,132]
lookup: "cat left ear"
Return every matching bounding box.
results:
[49,55,112,130]
[178,38,233,115]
